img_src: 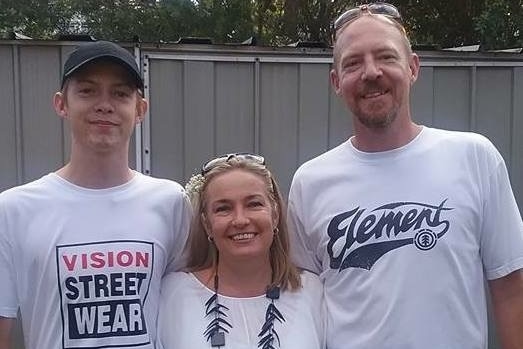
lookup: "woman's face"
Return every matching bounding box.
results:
[203,169,278,263]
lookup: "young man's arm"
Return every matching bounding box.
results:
[489,269,523,349]
[0,317,14,349]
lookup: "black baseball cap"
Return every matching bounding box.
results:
[61,41,144,90]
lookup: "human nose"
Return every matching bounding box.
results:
[361,57,382,81]
[231,207,249,227]
[94,91,114,113]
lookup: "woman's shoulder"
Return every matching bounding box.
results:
[299,270,323,289]
[284,270,323,302]
[161,271,194,295]
[162,270,191,282]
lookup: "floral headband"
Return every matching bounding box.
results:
[185,153,266,200]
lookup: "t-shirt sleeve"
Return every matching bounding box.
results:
[302,272,327,348]
[287,176,322,274]
[0,201,19,318]
[480,150,523,280]
[156,273,178,349]
[165,190,192,274]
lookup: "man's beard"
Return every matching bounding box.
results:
[354,102,398,129]
[354,82,399,129]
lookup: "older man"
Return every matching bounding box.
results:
[288,3,523,349]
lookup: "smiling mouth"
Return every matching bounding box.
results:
[91,120,118,126]
[362,91,387,99]
[231,233,256,241]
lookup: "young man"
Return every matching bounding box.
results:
[288,3,523,349]
[0,41,191,349]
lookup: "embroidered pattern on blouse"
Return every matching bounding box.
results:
[258,286,285,349]
[202,276,284,348]
[204,292,231,346]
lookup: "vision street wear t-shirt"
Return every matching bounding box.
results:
[288,127,523,349]
[0,172,191,349]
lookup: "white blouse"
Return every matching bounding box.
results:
[157,271,325,349]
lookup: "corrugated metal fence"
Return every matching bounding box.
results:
[1,40,522,348]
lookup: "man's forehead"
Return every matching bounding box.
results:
[337,14,402,41]
[334,14,410,60]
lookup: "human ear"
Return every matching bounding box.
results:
[135,97,148,124]
[330,68,342,95]
[53,92,69,120]
[409,53,420,85]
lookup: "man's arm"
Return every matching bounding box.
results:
[0,317,14,349]
[489,269,523,349]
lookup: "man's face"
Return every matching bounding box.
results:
[330,15,419,130]
[54,61,147,154]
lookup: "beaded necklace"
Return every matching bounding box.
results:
[204,274,285,348]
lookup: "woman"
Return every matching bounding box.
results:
[157,153,325,349]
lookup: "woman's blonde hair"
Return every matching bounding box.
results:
[184,156,301,291]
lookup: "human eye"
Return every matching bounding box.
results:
[114,88,132,99]
[247,198,266,209]
[213,204,231,214]
[77,86,94,96]
[342,58,361,72]
[378,51,398,62]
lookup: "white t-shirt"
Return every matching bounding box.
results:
[288,127,523,349]
[0,172,191,349]
[157,271,325,349]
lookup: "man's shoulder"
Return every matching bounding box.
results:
[0,173,54,201]
[134,172,185,192]
[294,141,350,178]
[132,173,190,208]
[424,127,500,159]
[425,126,492,146]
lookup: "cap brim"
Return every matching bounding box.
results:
[61,55,143,90]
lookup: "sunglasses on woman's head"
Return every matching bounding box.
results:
[201,153,265,176]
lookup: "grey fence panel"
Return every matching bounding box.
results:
[297,64,331,165]
[512,67,523,209]
[182,60,216,179]
[215,62,256,156]
[0,46,18,191]
[411,66,435,126]
[476,68,513,161]
[19,46,64,182]
[59,45,74,164]
[433,67,472,131]
[147,59,186,180]
[259,63,300,194]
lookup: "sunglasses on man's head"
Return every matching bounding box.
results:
[333,2,403,37]
[201,153,265,175]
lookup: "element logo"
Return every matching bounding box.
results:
[414,229,437,250]
[327,200,452,271]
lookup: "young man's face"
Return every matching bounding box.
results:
[54,60,147,155]
[330,15,419,130]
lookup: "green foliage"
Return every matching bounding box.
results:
[195,0,254,43]
[0,0,520,49]
[395,0,482,48]
[474,0,522,49]
[0,0,74,38]
[394,0,522,49]
[67,0,201,42]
